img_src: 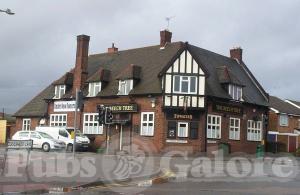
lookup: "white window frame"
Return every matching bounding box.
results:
[50,114,67,127]
[298,119,300,129]
[228,84,243,101]
[279,114,289,127]
[54,85,66,99]
[207,115,222,139]
[173,75,197,94]
[118,79,133,95]
[88,82,101,97]
[83,113,103,134]
[229,118,240,140]
[177,122,189,138]
[247,120,262,141]
[140,112,155,136]
[22,118,31,130]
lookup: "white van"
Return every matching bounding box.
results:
[35,126,90,151]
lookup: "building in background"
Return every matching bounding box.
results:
[14,30,269,154]
[0,112,16,144]
[267,96,300,153]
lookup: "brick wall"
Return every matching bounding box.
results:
[206,101,267,154]
[275,114,300,133]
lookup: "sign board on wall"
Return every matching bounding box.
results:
[54,101,76,112]
[212,102,243,115]
[166,111,200,121]
[104,104,138,113]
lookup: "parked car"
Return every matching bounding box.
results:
[12,130,66,152]
[35,126,90,151]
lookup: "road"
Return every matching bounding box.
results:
[0,148,300,194]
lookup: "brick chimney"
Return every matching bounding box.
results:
[72,35,90,95]
[230,47,243,62]
[160,30,172,47]
[108,43,118,53]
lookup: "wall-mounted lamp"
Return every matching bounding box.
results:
[150,98,156,108]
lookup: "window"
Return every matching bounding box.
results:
[298,119,300,129]
[207,115,221,139]
[173,75,197,94]
[229,118,240,140]
[228,84,243,101]
[140,112,154,136]
[88,82,101,97]
[22,119,31,130]
[50,114,67,127]
[83,113,103,134]
[177,122,189,138]
[54,85,66,99]
[59,129,69,137]
[279,114,288,126]
[30,132,41,139]
[19,132,29,138]
[247,120,262,141]
[118,80,133,95]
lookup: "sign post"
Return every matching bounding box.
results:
[1,140,33,176]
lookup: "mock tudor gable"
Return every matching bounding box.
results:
[161,47,206,108]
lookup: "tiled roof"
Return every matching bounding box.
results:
[15,41,269,117]
[188,44,268,106]
[269,96,300,115]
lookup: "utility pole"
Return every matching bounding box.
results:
[73,89,78,157]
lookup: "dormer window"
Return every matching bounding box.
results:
[228,84,243,101]
[54,85,65,99]
[118,79,133,95]
[173,75,197,94]
[88,82,101,97]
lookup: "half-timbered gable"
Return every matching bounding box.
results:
[162,48,206,109]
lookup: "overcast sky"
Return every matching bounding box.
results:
[0,0,300,114]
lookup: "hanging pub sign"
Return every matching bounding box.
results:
[212,102,243,115]
[106,104,138,113]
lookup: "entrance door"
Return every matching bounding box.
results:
[288,136,297,152]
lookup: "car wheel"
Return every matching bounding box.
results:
[42,143,50,152]
[67,144,73,152]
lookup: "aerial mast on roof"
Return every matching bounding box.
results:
[165,15,175,31]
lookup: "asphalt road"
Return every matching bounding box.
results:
[67,178,300,195]
[1,149,300,195]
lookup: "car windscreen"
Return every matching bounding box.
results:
[38,132,54,139]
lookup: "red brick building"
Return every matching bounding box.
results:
[267,96,300,152]
[14,30,269,154]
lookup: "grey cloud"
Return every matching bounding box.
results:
[0,0,299,113]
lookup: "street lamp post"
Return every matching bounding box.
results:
[0,8,15,15]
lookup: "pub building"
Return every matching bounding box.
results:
[14,30,269,154]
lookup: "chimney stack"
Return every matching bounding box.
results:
[72,34,90,95]
[108,43,118,53]
[230,47,243,62]
[160,30,172,47]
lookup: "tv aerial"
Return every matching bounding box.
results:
[165,16,175,30]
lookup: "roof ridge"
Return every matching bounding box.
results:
[89,41,184,57]
[188,44,235,62]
